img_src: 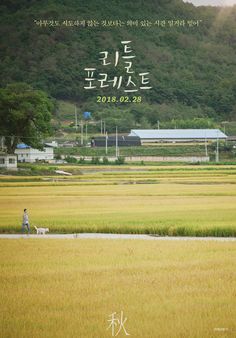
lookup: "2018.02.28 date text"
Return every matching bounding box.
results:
[96,96,142,103]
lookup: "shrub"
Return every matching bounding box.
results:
[55,154,61,160]
[91,157,100,164]
[65,156,77,163]
[102,157,109,164]
[115,156,125,165]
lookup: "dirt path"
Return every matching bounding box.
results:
[0,233,235,241]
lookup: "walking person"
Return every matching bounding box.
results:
[22,209,30,234]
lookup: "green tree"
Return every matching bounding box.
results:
[0,83,53,153]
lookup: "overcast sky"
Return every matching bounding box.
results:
[183,0,236,6]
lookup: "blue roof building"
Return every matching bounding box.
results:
[16,143,30,149]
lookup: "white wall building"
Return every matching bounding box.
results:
[129,129,227,144]
[0,154,17,170]
[15,144,54,163]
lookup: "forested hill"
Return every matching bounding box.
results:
[0,0,236,125]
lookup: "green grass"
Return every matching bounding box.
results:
[54,143,236,161]
[55,145,207,157]
[222,121,236,136]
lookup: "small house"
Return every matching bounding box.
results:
[0,154,17,170]
[15,143,54,163]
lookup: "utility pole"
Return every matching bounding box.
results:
[216,131,219,163]
[105,131,108,155]
[103,121,106,135]
[85,123,88,145]
[81,120,84,146]
[157,120,160,129]
[115,126,118,158]
[205,132,208,157]
[205,137,208,157]
[222,121,228,145]
[75,105,78,132]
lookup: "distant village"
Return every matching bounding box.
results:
[0,128,231,171]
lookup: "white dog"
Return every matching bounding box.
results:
[34,226,49,235]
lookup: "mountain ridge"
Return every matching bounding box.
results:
[0,0,236,127]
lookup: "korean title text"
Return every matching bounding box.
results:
[84,41,152,94]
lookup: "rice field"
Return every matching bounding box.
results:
[1,165,236,236]
[1,165,236,337]
[0,239,235,338]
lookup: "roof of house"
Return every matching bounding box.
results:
[16,143,30,149]
[16,143,54,149]
[44,141,58,148]
[129,129,227,139]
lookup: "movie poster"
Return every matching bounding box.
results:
[0,1,236,337]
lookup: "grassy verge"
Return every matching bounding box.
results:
[55,145,207,157]
[54,142,236,161]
